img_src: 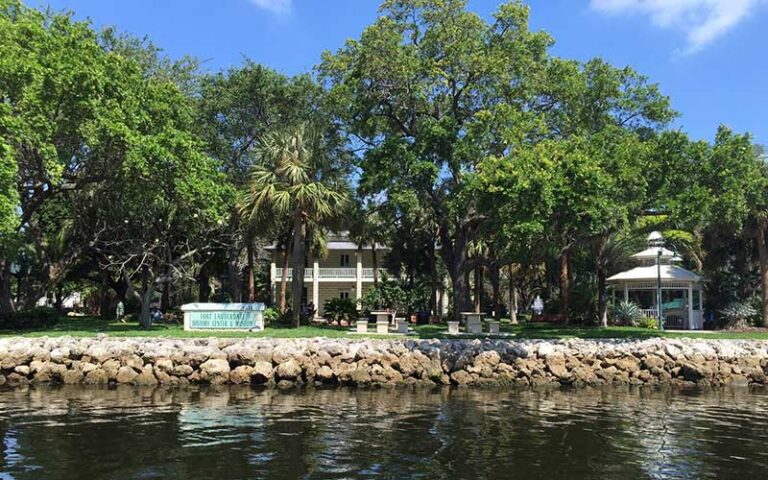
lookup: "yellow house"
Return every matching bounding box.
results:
[267,232,387,317]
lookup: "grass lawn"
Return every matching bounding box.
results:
[2,316,768,341]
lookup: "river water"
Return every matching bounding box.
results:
[0,386,766,479]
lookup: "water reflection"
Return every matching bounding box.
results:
[0,385,766,479]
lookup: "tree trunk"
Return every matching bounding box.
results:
[246,241,256,302]
[560,248,570,323]
[508,268,518,325]
[100,269,111,319]
[138,288,154,329]
[139,265,152,329]
[437,227,471,323]
[161,269,170,312]
[54,285,63,312]
[226,246,242,303]
[197,269,211,302]
[489,263,501,322]
[290,215,307,328]
[0,260,15,313]
[371,245,379,286]
[279,249,289,312]
[598,265,608,328]
[758,225,768,328]
[429,244,438,316]
[473,267,482,313]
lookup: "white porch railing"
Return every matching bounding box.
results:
[319,268,357,279]
[639,308,692,329]
[362,268,386,279]
[274,267,387,280]
[641,309,659,319]
[274,268,313,281]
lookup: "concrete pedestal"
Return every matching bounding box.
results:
[376,319,389,334]
[356,320,368,334]
[371,311,391,335]
[396,317,409,334]
[447,321,460,335]
[486,321,500,334]
[462,312,483,335]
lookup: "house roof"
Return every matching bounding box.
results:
[265,231,388,251]
[607,265,702,283]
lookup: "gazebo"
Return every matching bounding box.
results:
[607,232,705,330]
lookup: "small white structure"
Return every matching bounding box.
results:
[371,311,390,334]
[608,233,705,330]
[462,312,483,334]
[356,319,368,334]
[182,303,265,332]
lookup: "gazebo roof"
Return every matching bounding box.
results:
[631,247,676,261]
[607,265,702,283]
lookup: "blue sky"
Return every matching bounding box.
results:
[30,0,768,145]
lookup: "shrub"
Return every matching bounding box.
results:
[0,307,59,330]
[638,316,658,330]
[719,302,757,330]
[610,301,644,327]
[323,298,358,323]
[263,307,281,325]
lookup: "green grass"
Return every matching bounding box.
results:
[2,316,768,340]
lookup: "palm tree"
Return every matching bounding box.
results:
[349,203,386,287]
[241,124,347,327]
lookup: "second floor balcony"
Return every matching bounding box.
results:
[274,267,386,281]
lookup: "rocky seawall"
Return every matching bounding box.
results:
[1,336,767,388]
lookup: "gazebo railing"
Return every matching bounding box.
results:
[641,309,658,319]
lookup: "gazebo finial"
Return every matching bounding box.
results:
[647,231,664,246]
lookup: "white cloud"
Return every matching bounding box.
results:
[590,0,763,53]
[249,0,292,16]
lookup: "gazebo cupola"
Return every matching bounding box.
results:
[607,232,705,330]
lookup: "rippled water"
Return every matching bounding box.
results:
[0,386,767,479]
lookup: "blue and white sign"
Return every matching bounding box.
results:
[181,303,265,332]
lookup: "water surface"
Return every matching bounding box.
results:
[0,385,766,479]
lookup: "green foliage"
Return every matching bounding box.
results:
[0,307,59,330]
[263,307,281,325]
[719,302,758,330]
[638,317,658,330]
[610,301,644,327]
[0,141,17,249]
[323,298,358,323]
[362,276,430,316]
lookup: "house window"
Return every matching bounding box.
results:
[339,290,350,300]
[340,254,350,267]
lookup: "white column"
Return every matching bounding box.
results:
[687,284,694,330]
[355,250,363,308]
[623,284,629,303]
[698,287,704,328]
[270,262,277,304]
[312,261,319,318]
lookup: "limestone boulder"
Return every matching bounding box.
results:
[116,366,139,384]
[276,360,302,381]
[252,361,274,384]
[200,359,231,384]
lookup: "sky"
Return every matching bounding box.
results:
[29,0,768,145]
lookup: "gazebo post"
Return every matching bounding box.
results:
[687,284,694,330]
[623,284,628,303]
